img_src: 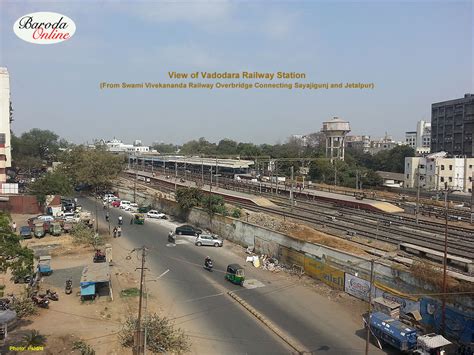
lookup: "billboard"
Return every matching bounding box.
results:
[344,274,371,301]
[304,255,344,290]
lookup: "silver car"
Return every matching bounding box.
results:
[195,234,223,247]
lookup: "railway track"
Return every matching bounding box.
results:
[122,174,473,259]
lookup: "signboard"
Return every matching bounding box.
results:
[344,274,371,301]
[373,286,420,314]
[304,255,344,290]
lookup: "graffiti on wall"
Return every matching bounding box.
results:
[344,274,371,301]
[304,255,344,290]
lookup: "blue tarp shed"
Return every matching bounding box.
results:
[80,263,112,299]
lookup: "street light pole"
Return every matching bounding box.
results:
[365,259,375,355]
[441,189,449,336]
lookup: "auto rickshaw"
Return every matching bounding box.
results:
[225,264,245,286]
[34,223,45,238]
[134,213,145,225]
[50,222,62,236]
[38,255,52,276]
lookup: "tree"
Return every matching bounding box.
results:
[0,213,34,282]
[60,145,124,191]
[120,313,190,353]
[28,170,73,204]
[175,187,202,211]
[151,143,177,154]
[201,194,227,216]
[217,139,238,155]
[22,330,47,347]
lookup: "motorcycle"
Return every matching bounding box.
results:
[0,298,10,311]
[168,232,176,243]
[46,289,59,301]
[118,218,123,226]
[31,294,49,308]
[204,259,213,272]
[65,279,73,295]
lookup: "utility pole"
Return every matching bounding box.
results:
[215,158,218,190]
[174,161,177,192]
[133,246,148,355]
[416,165,420,224]
[134,155,138,204]
[441,189,449,336]
[365,259,375,355]
[356,170,359,191]
[95,187,99,233]
[334,161,337,186]
[471,173,473,225]
[201,158,204,186]
[290,166,294,212]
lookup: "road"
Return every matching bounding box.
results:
[82,197,390,354]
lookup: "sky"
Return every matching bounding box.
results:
[1,0,472,145]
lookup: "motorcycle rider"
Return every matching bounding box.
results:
[118,216,123,225]
[117,226,122,237]
[204,256,212,269]
[105,211,110,222]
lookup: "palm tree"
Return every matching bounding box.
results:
[22,329,46,347]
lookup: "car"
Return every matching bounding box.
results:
[111,199,121,208]
[19,226,32,239]
[103,194,117,201]
[124,203,139,212]
[120,200,131,209]
[175,225,202,236]
[195,234,223,247]
[147,210,166,219]
[35,215,55,222]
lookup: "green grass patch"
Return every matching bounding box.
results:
[120,288,142,297]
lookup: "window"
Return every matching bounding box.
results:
[407,174,409,179]
[440,177,444,182]
[441,165,445,170]
[469,165,473,169]
[448,177,452,182]
[449,165,452,170]
[469,177,472,182]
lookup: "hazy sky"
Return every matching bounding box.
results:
[1,0,472,145]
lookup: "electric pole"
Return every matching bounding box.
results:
[416,165,420,224]
[290,166,294,212]
[133,246,148,355]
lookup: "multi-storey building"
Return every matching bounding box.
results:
[0,67,12,183]
[405,120,431,155]
[405,152,474,193]
[431,94,474,157]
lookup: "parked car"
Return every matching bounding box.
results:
[19,226,32,239]
[147,210,166,219]
[120,200,131,209]
[195,234,223,247]
[103,194,117,202]
[124,203,139,212]
[111,200,121,208]
[175,225,202,236]
[35,215,55,223]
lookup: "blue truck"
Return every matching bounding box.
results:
[367,312,418,352]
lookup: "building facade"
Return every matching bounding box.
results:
[431,94,474,157]
[100,139,150,153]
[346,135,371,152]
[405,120,431,155]
[0,68,12,183]
[405,152,473,193]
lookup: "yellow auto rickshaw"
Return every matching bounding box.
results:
[134,213,145,225]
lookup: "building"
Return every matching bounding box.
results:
[346,135,371,152]
[404,152,474,193]
[0,67,12,183]
[376,171,405,188]
[431,94,474,157]
[366,134,402,155]
[405,120,431,154]
[100,139,149,153]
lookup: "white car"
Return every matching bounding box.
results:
[36,215,55,222]
[146,210,166,219]
[120,200,131,209]
[124,203,139,212]
[103,194,117,202]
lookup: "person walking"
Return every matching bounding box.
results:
[113,227,117,238]
[130,216,134,225]
[12,221,17,233]
[117,226,122,237]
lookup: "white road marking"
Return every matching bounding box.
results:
[183,292,225,303]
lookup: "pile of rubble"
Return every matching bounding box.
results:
[244,247,303,276]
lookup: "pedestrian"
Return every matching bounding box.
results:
[130,216,134,225]
[117,226,122,237]
[113,227,117,238]
[12,221,16,233]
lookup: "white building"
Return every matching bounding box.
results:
[366,134,402,155]
[405,152,473,193]
[405,120,431,154]
[0,68,12,183]
[102,139,149,153]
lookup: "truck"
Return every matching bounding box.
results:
[365,312,417,352]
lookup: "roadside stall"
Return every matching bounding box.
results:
[80,263,112,301]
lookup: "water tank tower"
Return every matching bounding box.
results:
[322,117,351,161]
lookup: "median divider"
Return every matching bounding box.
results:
[227,290,308,354]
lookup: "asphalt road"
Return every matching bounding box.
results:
[81,197,389,354]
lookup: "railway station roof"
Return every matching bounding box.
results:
[132,154,255,169]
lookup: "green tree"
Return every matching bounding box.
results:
[60,145,124,191]
[201,194,227,216]
[28,170,73,204]
[152,143,177,154]
[217,139,238,155]
[175,187,202,211]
